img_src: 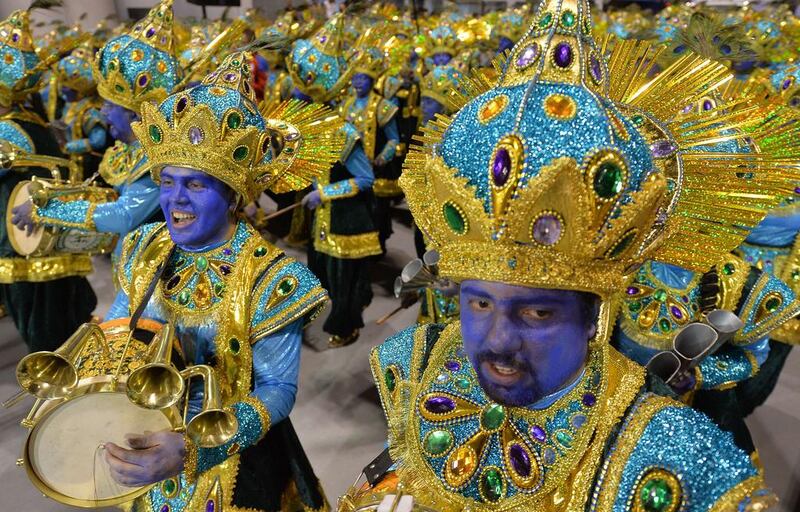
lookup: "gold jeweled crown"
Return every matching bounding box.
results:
[134,52,345,202]
[401,0,799,300]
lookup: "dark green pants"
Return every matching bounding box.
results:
[0,276,97,353]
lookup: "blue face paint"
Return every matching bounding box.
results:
[291,88,313,102]
[101,100,138,143]
[459,280,597,407]
[60,87,79,102]
[498,37,514,54]
[351,73,374,98]
[432,52,453,66]
[159,166,237,251]
[421,97,444,124]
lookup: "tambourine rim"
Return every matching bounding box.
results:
[6,180,50,257]
[23,374,182,508]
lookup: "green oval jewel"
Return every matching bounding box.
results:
[214,282,225,296]
[455,377,471,390]
[653,289,668,302]
[561,11,576,27]
[196,255,208,272]
[277,278,294,296]
[109,61,116,70]
[628,301,642,313]
[229,337,240,354]
[423,430,453,456]
[792,269,800,281]
[384,368,396,392]
[593,162,624,198]
[115,84,125,92]
[481,468,504,502]
[640,479,673,512]
[443,203,467,235]
[227,112,242,129]
[232,60,240,66]
[659,318,672,333]
[722,263,735,275]
[631,114,644,126]
[178,289,191,305]
[149,125,162,143]
[538,12,553,28]
[481,404,506,430]
[555,430,573,448]
[233,146,249,161]
[162,478,177,496]
[765,297,781,312]
[254,247,267,257]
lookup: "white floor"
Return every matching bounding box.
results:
[0,219,798,511]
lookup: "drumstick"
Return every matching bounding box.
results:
[262,201,302,221]
[2,390,26,408]
[376,305,407,325]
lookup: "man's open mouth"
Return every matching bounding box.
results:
[171,210,196,228]
[483,361,522,385]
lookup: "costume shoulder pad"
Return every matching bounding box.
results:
[249,254,327,343]
[593,393,774,512]
[117,222,167,292]
[340,122,361,162]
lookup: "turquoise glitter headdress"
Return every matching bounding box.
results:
[134,52,345,203]
[286,12,353,103]
[0,9,42,107]
[401,0,799,301]
[93,0,183,113]
[56,43,96,96]
[420,65,465,110]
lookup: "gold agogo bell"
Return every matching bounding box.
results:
[16,320,238,448]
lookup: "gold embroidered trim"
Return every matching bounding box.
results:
[734,273,800,345]
[0,254,93,283]
[241,396,272,442]
[708,475,777,512]
[373,178,403,197]
[770,318,800,345]
[184,434,198,484]
[312,221,382,259]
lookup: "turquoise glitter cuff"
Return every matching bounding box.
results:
[380,139,398,161]
[65,138,90,155]
[696,348,757,390]
[320,178,359,201]
[33,198,95,231]
[195,399,269,475]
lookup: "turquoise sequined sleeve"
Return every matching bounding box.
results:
[65,138,90,154]
[378,117,400,161]
[34,198,94,230]
[696,341,766,390]
[93,176,161,235]
[195,399,270,475]
[321,142,374,199]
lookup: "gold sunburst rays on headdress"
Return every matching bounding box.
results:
[605,37,800,271]
[256,98,345,195]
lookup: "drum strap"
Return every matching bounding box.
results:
[129,244,176,332]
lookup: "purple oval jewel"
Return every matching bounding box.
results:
[160,35,167,44]
[492,148,512,186]
[650,139,678,158]
[509,444,532,477]
[188,127,204,145]
[11,33,19,43]
[702,99,714,111]
[319,35,328,44]
[783,78,793,90]
[589,55,602,82]
[530,425,546,442]
[444,360,461,372]
[219,265,231,275]
[160,505,169,512]
[176,97,188,112]
[515,44,539,68]
[582,392,596,407]
[224,72,237,82]
[166,274,180,290]
[626,286,639,295]
[424,396,456,414]
[543,448,556,464]
[223,248,233,256]
[794,186,800,194]
[146,27,156,38]
[670,305,683,319]
[554,42,573,68]
[681,295,689,303]
[205,500,215,512]
[532,215,562,246]
[681,104,693,114]
[571,414,587,429]
[138,75,148,87]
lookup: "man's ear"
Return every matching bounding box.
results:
[587,322,598,340]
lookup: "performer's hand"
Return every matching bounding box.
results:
[104,430,186,487]
[302,190,322,210]
[374,156,387,168]
[377,494,414,512]
[10,201,35,236]
[669,371,697,394]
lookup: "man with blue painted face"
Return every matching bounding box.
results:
[338,1,796,510]
[11,0,182,270]
[97,51,343,512]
